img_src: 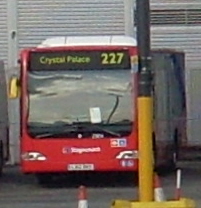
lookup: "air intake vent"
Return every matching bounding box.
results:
[151,9,201,25]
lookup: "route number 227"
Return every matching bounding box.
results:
[101,52,124,64]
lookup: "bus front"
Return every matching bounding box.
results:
[20,42,138,177]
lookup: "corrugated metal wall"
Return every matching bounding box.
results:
[150,0,201,70]
[151,26,201,70]
[0,1,7,64]
[150,0,201,7]
[149,0,201,146]
[18,0,125,50]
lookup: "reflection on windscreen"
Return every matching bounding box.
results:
[28,69,134,138]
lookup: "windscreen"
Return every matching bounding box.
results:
[27,50,135,138]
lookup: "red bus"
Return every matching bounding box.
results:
[9,35,185,184]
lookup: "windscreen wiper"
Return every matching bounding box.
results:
[33,128,120,138]
[30,125,78,138]
[29,122,122,138]
[89,125,121,137]
[73,123,121,137]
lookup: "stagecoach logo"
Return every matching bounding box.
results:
[62,147,101,154]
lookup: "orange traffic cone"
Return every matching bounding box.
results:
[78,185,88,208]
[154,173,166,202]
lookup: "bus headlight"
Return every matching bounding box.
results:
[21,152,47,161]
[116,150,138,159]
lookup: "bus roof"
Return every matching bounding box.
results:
[37,35,137,48]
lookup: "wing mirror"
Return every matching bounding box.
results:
[8,76,20,98]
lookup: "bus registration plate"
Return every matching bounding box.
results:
[68,164,95,171]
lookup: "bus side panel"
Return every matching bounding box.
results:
[153,51,185,166]
[169,52,186,147]
[0,61,9,162]
[152,52,173,166]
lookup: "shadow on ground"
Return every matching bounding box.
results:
[38,171,139,188]
[2,161,193,189]
[0,165,138,189]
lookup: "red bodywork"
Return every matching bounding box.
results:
[20,46,139,173]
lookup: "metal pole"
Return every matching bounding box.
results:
[136,0,154,201]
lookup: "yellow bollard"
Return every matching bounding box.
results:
[137,97,154,201]
[111,198,196,208]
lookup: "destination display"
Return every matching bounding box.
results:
[29,50,130,70]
